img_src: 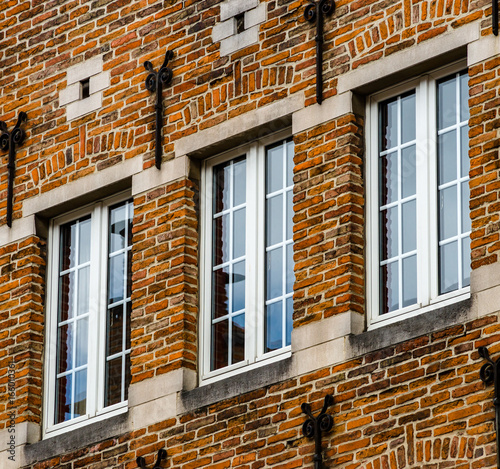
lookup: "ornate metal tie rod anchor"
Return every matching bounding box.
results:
[144,50,174,169]
[136,449,167,469]
[304,0,335,105]
[302,394,334,469]
[0,112,27,228]
[479,345,500,468]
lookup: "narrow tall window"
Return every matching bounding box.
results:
[202,136,295,381]
[368,67,470,326]
[46,195,133,434]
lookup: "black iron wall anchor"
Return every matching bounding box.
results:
[494,0,499,35]
[144,49,174,169]
[304,0,335,105]
[0,112,27,228]
[302,394,334,469]
[136,449,167,469]
[479,345,500,469]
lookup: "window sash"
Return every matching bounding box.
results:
[367,65,470,328]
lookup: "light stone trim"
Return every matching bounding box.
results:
[131,155,192,196]
[67,56,103,85]
[23,157,142,217]
[129,394,177,429]
[337,22,479,94]
[471,261,500,318]
[213,19,236,42]
[220,0,259,21]
[468,33,500,65]
[66,92,103,122]
[0,215,36,246]
[175,93,303,157]
[245,3,266,29]
[292,337,345,377]
[220,25,259,56]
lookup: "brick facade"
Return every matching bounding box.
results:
[1,0,500,468]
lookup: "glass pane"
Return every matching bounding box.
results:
[439,186,458,240]
[57,323,73,373]
[212,320,228,370]
[212,266,229,319]
[266,145,284,194]
[213,213,230,266]
[74,369,87,417]
[286,140,294,187]
[127,202,134,246]
[75,317,88,368]
[56,374,72,423]
[233,157,246,207]
[77,266,90,316]
[233,208,246,259]
[380,98,398,151]
[402,200,416,254]
[266,301,282,352]
[438,130,457,185]
[438,75,457,130]
[109,253,125,304]
[401,146,416,198]
[110,204,126,253]
[124,354,131,401]
[105,357,122,407]
[460,72,469,122]
[286,297,293,347]
[126,250,132,298]
[125,302,131,350]
[214,161,231,213]
[380,261,398,314]
[461,181,470,233]
[461,125,469,178]
[401,93,416,144]
[402,255,417,307]
[267,247,283,301]
[79,218,91,264]
[58,272,74,321]
[380,152,398,205]
[286,191,293,240]
[440,241,459,294]
[232,314,245,364]
[267,194,283,247]
[380,206,398,260]
[60,221,77,271]
[462,237,471,287]
[232,261,245,313]
[107,305,124,356]
[286,243,294,294]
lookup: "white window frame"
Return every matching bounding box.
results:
[200,130,293,384]
[366,62,470,330]
[43,192,131,437]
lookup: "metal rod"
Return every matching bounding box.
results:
[144,50,174,169]
[494,0,499,36]
[0,112,27,228]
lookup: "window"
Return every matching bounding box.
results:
[45,195,133,435]
[367,66,470,327]
[201,134,294,381]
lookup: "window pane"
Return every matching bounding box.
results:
[57,323,73,373]
[402,200,416,254]
[402,255,417,307]
[110,204,126,253]
[213,266,229,319]
[232,261,245,313]
[233,208,246,259]
[266,301,282,352]
[401,146,416,198]
[380,98,398,151]
[461,125,469,178]
[438,75,457,130]
[107,305,124,356]
[380,207,398,260]
[212,320,228,370]
[232,314,245,364]
[380,151,398,205]
[401,93,416,144]
[439,186,458,241]
[286,244,294,294]
[108,253,125,304]
[380,261,399,314]
[462,237,471,287]
[58,272,74,322]
[266,194,283,247]
[460,72,469,122]
[60,221,77,271]
[233,158,246,207]
[77,266,90,316]
[286,297,293,347]
[461,181,470,233]
[286,191,293,240]
[266,145,284,193]
[79,218,91,264]
[286,140,294,187]
[438,130,457,185]
[75,317,88,368]
[74,369,87,417]
[214,161,231,213]
[267,247,283,301]
[56,374,72,423]
[213,214,230,265]
[440,241,459,294]
[105,357,122,407]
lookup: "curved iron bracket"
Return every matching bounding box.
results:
[0,112,27,228]
[302,394,334,469]
[136,449,167,469]
[479,345,500,468]
[304,0,335,105]
[144,50,174,169]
